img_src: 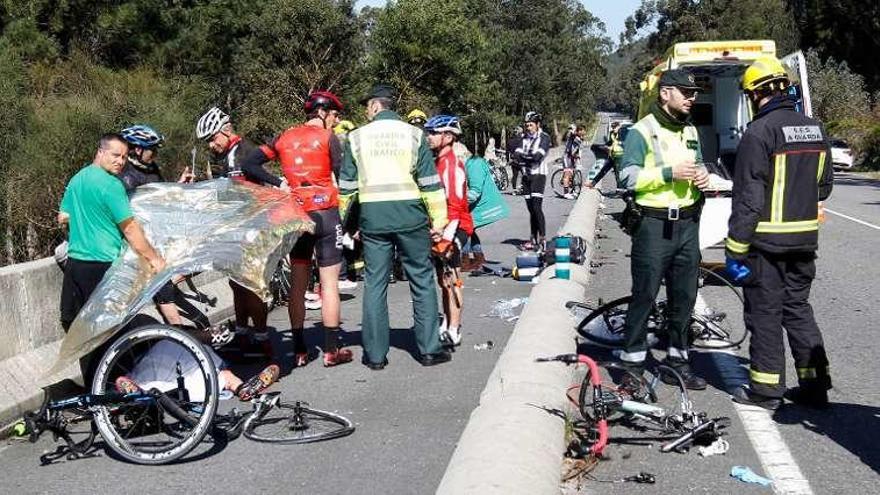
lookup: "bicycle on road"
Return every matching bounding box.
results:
[488,149,510,192]
[25,325,354,465]
[550,157,583,199]
[568,263,745,350]
[536,353,728,456]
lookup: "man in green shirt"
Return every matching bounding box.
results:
[617,69,711,390]
[58,133,165,330]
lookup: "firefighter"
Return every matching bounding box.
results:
[617,69,711,390]
[727,56,834,410]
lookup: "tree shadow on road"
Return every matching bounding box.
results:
[772,401,880,477]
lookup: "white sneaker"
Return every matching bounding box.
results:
[338,280,358,291]
[305,297,322,310]
[447,326,462,346]
[304,291,320,301]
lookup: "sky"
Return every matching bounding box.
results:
[355,0,645,43]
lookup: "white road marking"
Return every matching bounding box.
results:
[708,349,814,494]
[825,208,880,231]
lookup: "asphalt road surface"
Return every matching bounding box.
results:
[571,116,880,494]
[0,176,576,494]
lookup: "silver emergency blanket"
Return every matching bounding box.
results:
[49,179,313,377]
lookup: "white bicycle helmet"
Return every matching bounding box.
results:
[196,107,230,140]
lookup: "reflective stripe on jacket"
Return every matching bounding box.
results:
[620,113,702,208]
[339,110,447,234]
[725,97,834,258]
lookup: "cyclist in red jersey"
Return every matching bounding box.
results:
[241,90,352,368]
[425,114,474,348]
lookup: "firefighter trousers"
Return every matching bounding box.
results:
[744,250,831,398]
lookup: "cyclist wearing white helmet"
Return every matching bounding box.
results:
[425,114,474,348]
[515,111,551,251]
[195,107,278,360]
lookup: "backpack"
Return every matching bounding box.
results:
[542,235,588,266]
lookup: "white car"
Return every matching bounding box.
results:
[830,139,854,169]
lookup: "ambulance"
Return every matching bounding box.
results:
[636,40,813,249]
[637,40,812,177]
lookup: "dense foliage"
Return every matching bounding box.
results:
[1,0,877,264]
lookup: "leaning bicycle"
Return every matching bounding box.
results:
[550,157,583,199]
[571,264,746,349]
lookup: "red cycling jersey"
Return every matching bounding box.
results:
[260,125,338,212]
[436,147,474,235]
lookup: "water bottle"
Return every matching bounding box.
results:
[555,235,571,280]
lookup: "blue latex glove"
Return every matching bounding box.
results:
[730,466,772,486]
[726,257,751,282]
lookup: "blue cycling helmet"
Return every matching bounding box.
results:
[120,124,165,149]
[424,114,462,135]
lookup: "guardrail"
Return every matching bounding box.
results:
[437,189,601,494]
[0,258,233,435]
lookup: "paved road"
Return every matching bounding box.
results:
[571,132,880,493]
[0,176,578,494]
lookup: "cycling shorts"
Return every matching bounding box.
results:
[563,154,579,169]
[521,174,546,199]
[291,209,343,267]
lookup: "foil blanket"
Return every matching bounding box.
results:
[48,179,314,377]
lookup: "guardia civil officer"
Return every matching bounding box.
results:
[617,69,711,390]
[727,56,834,410]
[338,84,452,369]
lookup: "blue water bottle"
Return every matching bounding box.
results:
[555,235,571,280]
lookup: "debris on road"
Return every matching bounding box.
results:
[698,438,729,457]
[482,297,528,320]
[473,341,494,351]
[730,465,772,486]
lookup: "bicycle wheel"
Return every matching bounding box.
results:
[269,256,292,309]
[576,296,665,348]
[550,169,566,197]
[636,365,690,434]
[690,266,746,349]
[570,170,583,198]
[578,362,648,425]
[497,166,510,191]
[244,401,354,444]
[91,324,219,465]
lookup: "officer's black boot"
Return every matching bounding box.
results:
[732,386,782,410]
[783,385,829,409]
[661,358,707,390]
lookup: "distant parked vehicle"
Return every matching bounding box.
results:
[830,139,854,170]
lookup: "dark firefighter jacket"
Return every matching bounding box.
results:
[725,97,834,259]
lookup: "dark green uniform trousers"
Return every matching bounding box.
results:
[361,228,441,363]
[621,215,700,366]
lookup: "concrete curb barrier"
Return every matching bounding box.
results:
[0,263,235,436]
[437,189,601,494]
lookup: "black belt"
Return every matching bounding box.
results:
[639,203,701,221]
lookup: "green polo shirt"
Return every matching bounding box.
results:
[59,163,133,262]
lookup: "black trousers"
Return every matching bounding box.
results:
[522,173,546,242]
[60,258,112,331]
[744,250,831,398]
